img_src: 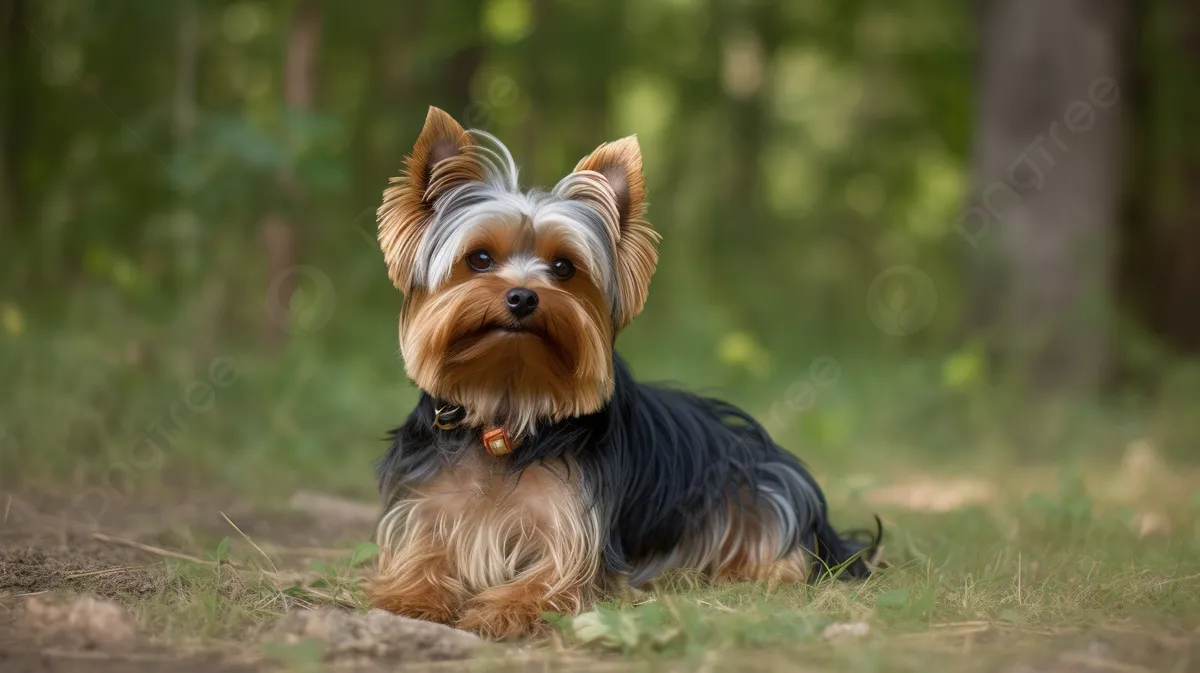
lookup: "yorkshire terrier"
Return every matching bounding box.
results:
[366,107,880,639]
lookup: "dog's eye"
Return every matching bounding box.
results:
[550,258,575,280]
[465,250,494,272]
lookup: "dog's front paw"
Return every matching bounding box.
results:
[369,576,461,625]
[456,586,553,640]
[374,594,458,625]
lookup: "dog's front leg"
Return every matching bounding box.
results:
[367,500,466,625]
[455,490,603,639]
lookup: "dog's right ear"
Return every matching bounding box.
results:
[378,106,484,293]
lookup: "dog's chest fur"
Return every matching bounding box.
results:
[414,450,576,531]
[375,443,603,601]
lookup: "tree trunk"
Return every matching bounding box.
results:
[172,0,199,152]
[1,0,30,234]
[263,0,323,343]
[1118,0,1200,355]
[711,1,781,324]
[966,0,1132,392]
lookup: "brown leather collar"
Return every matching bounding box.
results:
[431,403,517,457]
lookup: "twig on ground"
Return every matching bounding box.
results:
[91,532,214,566]
[220,511,279,574]
[900,624,992,638]
[1150,572,1200,589]
[65,565,151,579]
[694,600,735,612]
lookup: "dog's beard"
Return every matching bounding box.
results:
[401,277,613,437]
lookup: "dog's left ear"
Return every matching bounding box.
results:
[568,136,661,329]
[378,106,485,293]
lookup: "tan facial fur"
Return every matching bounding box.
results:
[377,107,659,434]
[398,224,614,436]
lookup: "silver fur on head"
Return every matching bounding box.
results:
[411,131,627,322]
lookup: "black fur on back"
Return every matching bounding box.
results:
[377,353,879,586]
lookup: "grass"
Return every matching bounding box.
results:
[544,464,1200,668]
[130,544,374,643]
[45,454,1191,672]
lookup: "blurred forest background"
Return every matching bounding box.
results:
[1,0,1198,497]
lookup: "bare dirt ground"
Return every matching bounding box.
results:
[0,487,383,672]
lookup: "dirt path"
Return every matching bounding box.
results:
[0,487,382,672]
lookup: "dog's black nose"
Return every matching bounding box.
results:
[504,287,538,318]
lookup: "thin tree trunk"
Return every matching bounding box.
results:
[283,0,321,112]
[520,0,543,179]
[711,0,780,325]
[264,0,323,343]
[1170,0,1200,350]
[967,0,1132,391]
[1,0,30,233]
[172,0,199,152]
[1119,0,1200,355]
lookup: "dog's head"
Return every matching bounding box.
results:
[378,107,659,433]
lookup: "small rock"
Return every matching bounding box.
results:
[288,491,379,527]
[1119,440,1168,501]
[1134,511,1172,538]
[866,478,996,512]
[20,593,138,650]
[822,621,871,642]
[268,607,484,665]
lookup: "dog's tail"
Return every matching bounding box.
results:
[812,515,885,580]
